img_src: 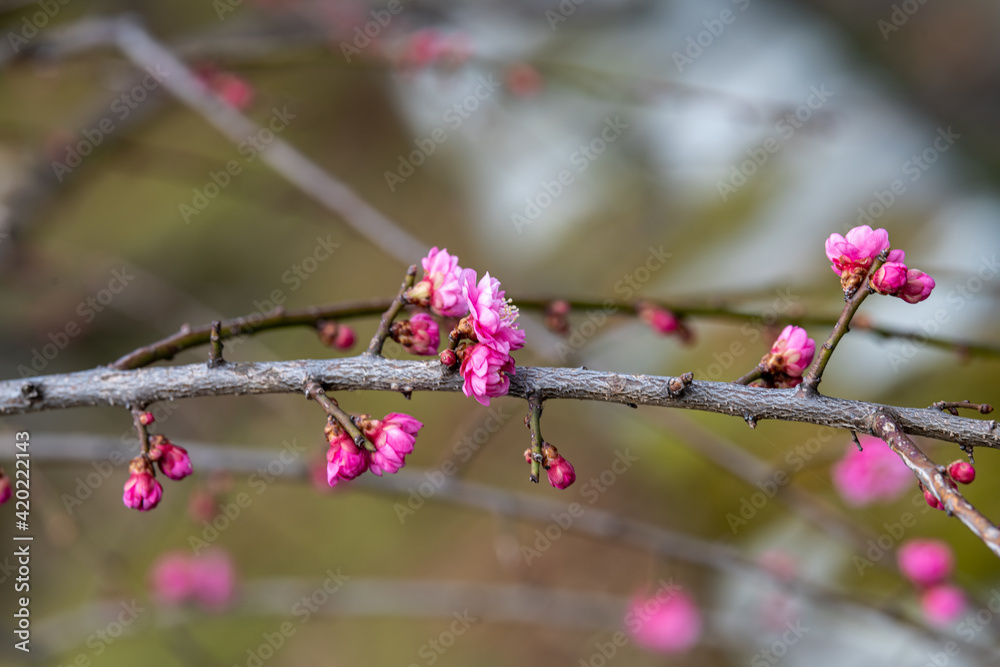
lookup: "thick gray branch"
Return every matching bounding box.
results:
[3,357,998,451]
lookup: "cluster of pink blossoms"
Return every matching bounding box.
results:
[407,247,526,407]
[149,548,237,611]
[325,413,423,487]
[123,414,193,511]
[897,539,966,626]
[825,225,935,301]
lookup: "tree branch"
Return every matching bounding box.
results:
[4,358,999,453]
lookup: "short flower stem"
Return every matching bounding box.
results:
[796,252,888,397]
[305,381,365,448]
[527,393,544,483]
[366,265,417,356]
[733,366,763,386]
[131,406,151,455]
[208,320,225,367]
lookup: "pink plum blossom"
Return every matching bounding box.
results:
[190,549,237,611]
[460,343,515,406]
[898,540,953,587]
[921,585,966,627]
[825,225,890,275]
[831,436,913,506]
[363,413,423,476]
[461,269,526,355]
[326,429,370,486]
[764,325,815,378]
[626,588,702,654]
[149,436,193,481]
[123,457,163,511]
[150,551,193,604]
[409,247,466,317]
[638,302,679,335]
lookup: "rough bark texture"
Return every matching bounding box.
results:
[3,357,998,451]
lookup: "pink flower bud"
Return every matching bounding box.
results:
[504,62,544,98]
[546,455,576,490]
[626,588,702,654]
[638,302,679,335]
[870,261,909,295]
[0,468,10,505]
[947,460,975,484]
[831,437,912,506]
[439,348,458,367]
[213,73,254,110]
[334,324,356,350]
[898,539,953,587]
[123,457,163,511]
[363,412,423,476]
[923,489,944,511]
[139,411,155,426]
[150,436,193,481]
[393,313,440,356]
[921,585,966,627]
[763,325,815,378]
[326,430,370,486]
[898,269,935,304]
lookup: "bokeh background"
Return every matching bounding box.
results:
[2,0,1000,664]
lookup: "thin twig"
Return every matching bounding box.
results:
[207,320,224,367]
[304,381,365,448]
[929,400,993,416]
[526,393,544,483]
[366,265,416,356]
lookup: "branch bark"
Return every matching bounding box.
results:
[4,357,999,452]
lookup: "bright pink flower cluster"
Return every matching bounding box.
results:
[0,467,10,505]
[825,225,935,301]
[897,539,966,626]
[325,413,423,487]
[831,436,912,507]
[150,548,237,611]
[458,270,526,406]
[760,325,815,387]
[625,583,702,654]
[123,428,193,511]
